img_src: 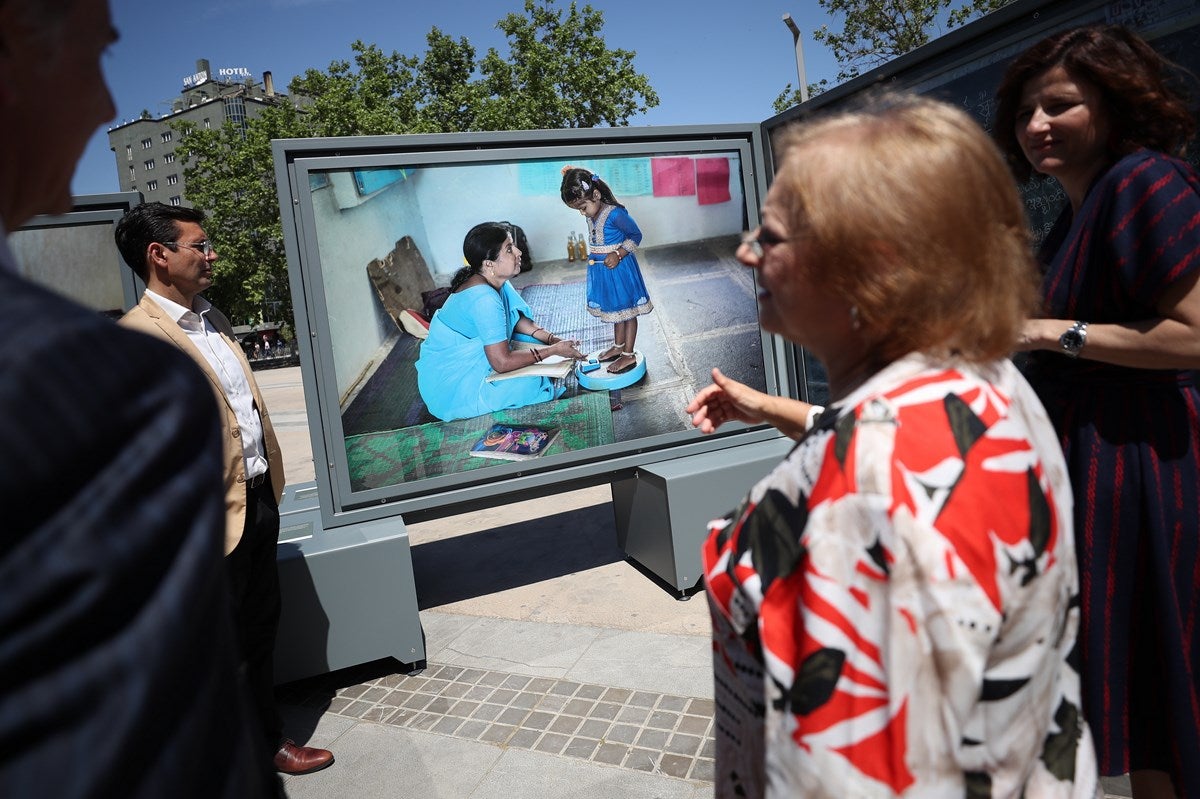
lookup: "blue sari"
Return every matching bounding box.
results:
[416,281,559,421]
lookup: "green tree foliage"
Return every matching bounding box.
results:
[178,0,658,327]
[174,103,305,328]
[773,0,1013,113]
[477,1,659,129]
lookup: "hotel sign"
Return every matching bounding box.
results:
[182,66,252,88]
[182,69,208,88]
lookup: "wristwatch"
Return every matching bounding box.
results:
[1059,320,1088,358]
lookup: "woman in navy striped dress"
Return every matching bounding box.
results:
[995,25,1200,799]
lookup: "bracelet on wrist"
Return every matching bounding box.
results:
[532,348,542,364]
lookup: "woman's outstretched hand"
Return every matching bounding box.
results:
[686,368,768,433]
[546,338,585,360]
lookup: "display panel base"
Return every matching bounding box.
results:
[611,437,793,595]
[274,483,425,684]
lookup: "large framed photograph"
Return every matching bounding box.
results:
[274,126,796,526]
[11,192,143,317]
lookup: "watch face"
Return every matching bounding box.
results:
[1061,329,1084,351]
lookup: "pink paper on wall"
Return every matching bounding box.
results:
[651,157,696,197]
[696,157,731,205]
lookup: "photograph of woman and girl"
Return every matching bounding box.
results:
[417,166,661,423]
[306,145,762,488]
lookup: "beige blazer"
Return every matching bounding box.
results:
[120,293,285,555]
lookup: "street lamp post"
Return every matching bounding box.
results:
[782,13,809,104]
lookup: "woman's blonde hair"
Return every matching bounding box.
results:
[771,93,1038,364]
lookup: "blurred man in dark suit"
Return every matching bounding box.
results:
[0,1,277,795]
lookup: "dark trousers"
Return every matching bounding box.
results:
[225,477,283,751]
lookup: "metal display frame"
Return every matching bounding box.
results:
[272,124,799,534]
[14,192,144,313]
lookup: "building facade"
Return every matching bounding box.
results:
[107,59,287,207]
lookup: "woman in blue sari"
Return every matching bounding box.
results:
[416,222,583,422]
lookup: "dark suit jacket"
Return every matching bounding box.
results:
[0,269,277,797]
[120,293,285,555]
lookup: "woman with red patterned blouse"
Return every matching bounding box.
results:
[686,95,1101,798]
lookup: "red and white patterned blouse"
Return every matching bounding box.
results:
[703,354,1100,798]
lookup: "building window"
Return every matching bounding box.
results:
[128,165,135,179]
[147,180,158,191]
[160,131,173,143]
[169,196,182,206]
[164,152,176,164]
[125,144,132,161]
[203,118,211,130]
[141,138,152,149]
[224,96,247,129]
[144,159,155,171]
[167,174,179,186]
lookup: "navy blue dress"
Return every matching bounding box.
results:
[1024,149,1200,792]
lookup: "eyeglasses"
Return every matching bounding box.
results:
[163,240,215,256]
[740,227,791,259]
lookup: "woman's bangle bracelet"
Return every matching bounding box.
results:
[532,348,542,363]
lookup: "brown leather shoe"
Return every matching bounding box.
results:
[274,739,334,775]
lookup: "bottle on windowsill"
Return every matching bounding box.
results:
[566,232,576,262]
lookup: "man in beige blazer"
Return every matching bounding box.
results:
[116,202,333,776]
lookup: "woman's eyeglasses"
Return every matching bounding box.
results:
[740,227,791,259]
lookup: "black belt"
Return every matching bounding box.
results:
[247,471,269,489]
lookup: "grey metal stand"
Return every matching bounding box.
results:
[273,483,425,684]
[611,437,793,596]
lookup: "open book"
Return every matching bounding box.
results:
[468,424,560,461]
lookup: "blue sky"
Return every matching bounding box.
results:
[73,0,845,195]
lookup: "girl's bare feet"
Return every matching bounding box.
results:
[609,352,637,374]
[598,343,624,362]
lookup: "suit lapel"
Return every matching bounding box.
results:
[138,294,236,415]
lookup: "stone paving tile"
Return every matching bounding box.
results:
[304,660,717,784]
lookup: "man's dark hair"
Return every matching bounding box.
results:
[114,202,206,281]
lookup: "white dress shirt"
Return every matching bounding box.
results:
[145,289,269,480]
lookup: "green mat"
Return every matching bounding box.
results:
[345,390,614,491]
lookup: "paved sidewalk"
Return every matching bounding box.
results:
[258,367,1132,799]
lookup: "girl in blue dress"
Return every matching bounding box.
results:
[416,222,583,422]
[560,167,653,375]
